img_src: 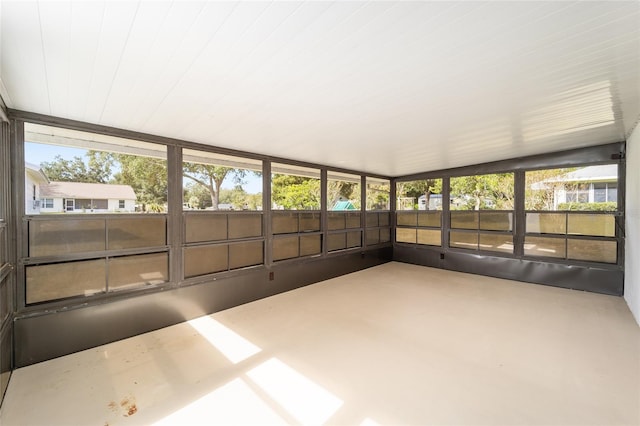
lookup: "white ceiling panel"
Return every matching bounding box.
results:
[1,1,639,177]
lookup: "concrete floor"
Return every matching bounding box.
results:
[1,262,639,425]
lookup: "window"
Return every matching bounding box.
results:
[271,163,321,260]
[524,165,618,264]
[24,122,167,214]
[271,163,320,210]
[449,173,514,254]
[327,172,362,252]
[396,179,443,246]
[23,123,169,304]
[182,149,264,278]
[182,149,262,211]
[366,177,390,210]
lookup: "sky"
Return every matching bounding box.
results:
[25,142,263,194]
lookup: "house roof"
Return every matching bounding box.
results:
[24,162,49,184]
[40,182,136,200]
[547,164,618,183]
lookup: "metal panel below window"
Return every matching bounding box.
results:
[108,253,168,290]
[184,245,228,278]
[26,259,106,304]
[229,241,263,269]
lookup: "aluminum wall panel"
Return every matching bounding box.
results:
[29,219,105,257]
[185,214,227,243]
[393,245,622,295]
[14,248,391,367]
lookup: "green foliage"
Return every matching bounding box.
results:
[366,183,390,210]
[41,151,114,183]
[271,174,321,210]
[450,173,513,210]
[396,179,442,210]
[113,154,168,212]
[557,202,617,211]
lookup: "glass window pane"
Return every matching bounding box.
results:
[418,211,441,228]
[366,177,390,210]
[450,174,513,210]
[25,122,168,214]
[567,239,617,263]
[567,213,615,237]
[272,212,298,234]
[299,212,320,232]
[29,219,105,257]
[184,245,228,278]
[229,241,263,269]
[346,231,361,248]
[480,212,513,231]
[593,183,606,202]
[109,253,168,290]
[450,231,478,250]
[524,237,565,258]
[396,179,443,211]
[273,236,299,261]
[345,212,361,229]
[607,184,617,202]
[327,233,347,251]
[328,171,360,211]
[450,211,478,230]
[380,228,390,243]
[271,163,320,210]
[366,212,379,228]
[379,212,390,227]
[479,233,513,254]
[228,213,262,239]
[185,213,227,243]
[366,229,380,246]
[526,213,566,234]
[397,212,417,227]
[328,213,346,230]
[396,228,416,244]
[300,234,321,257]
[183,149,262,211]
[26,259,106,304]
[107,217,166,250]
[417,229,441,246]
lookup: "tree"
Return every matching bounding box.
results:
[525,168,576,210]
[113,154,168,212]
[183,163,250,210]
[41,151,113,183]
[271,174,321,210]
[399,179,442,210]
[450,174,514,210]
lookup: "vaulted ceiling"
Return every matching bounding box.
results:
[1,1,639,176]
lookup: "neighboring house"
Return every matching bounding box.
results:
[418,194,443,210]
[39,182,136,213]
[535,164,618,209]
[25,162,50,214]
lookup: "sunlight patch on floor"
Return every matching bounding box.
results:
[188,315,261,364]
[247,357,343,425]
[152,378,288,425]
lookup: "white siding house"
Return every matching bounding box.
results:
[545,165,618,209]
[39,182,136,213]
[24,163,49,215]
